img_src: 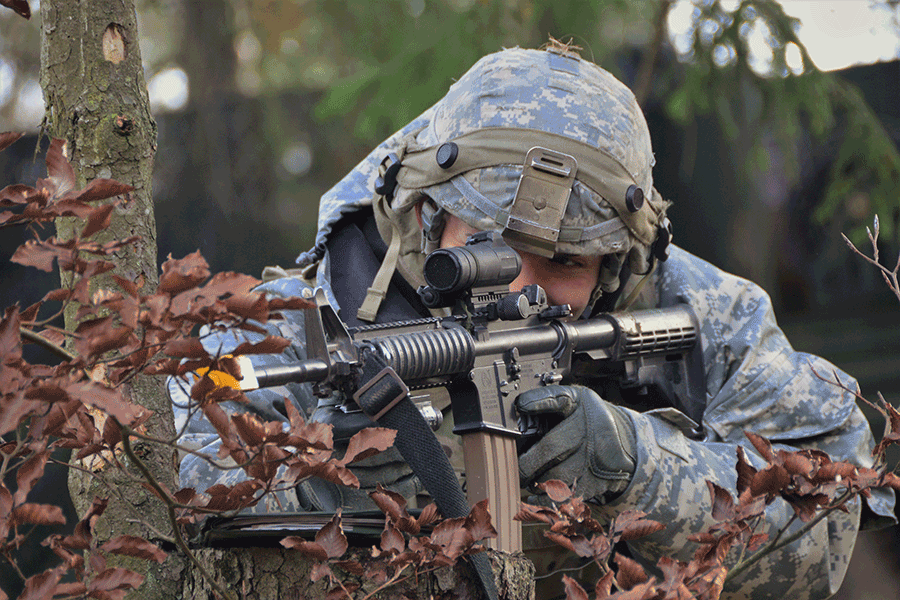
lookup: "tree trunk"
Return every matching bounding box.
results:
[39,1,182,597]
[185,548,534,600]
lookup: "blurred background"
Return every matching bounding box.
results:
[1,0,899,598]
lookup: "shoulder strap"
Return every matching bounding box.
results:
[354,347,499,600]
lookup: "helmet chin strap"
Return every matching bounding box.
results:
[419,198,447,254]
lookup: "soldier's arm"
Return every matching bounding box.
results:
[591,246,895,600]
[169,276,325,513]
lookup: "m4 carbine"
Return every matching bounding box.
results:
[231,232,704,552]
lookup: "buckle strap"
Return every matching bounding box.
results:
[353,348,499,600]
[353,366,409,421]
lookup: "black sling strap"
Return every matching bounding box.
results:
[353,346,499,600]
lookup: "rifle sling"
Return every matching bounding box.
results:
[355,347,499,600]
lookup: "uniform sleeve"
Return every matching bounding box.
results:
[170,276,325,513]
[591,246,895,600]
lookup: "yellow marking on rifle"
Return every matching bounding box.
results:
[194,355,258,391]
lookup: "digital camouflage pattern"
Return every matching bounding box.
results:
[172,46,895,599]
[172,242,895,599]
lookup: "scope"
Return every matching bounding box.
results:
[422,232,522,294]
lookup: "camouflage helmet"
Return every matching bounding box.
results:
[361,45,670,321]
[388,46,669,289]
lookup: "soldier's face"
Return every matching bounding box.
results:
[439,213,601,318]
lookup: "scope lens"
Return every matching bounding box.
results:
[423,250,464,292]
[423,235,521,294]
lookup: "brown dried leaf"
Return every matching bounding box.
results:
[164,337,209,359]
[11,503,66,527]
[10,239,66,272]
[786,493,829,522]
[68,497,108,549]
[19,568,64,600]
[311,562,332,583]
[513,502,558,525]
[592,571,616,599]
[735,446,757,496]
[72,178,133,203]
[316,511,348,559]
[616,513,666,542]
[100,535,167,564]
[231,335,292,356]
[615,553,650,590]
[544,531,592,558]
[267,296,316,311]
[779,450,815,477]
[747,533,768,551]
[51,582,88,598]
[158,251,210,295]
[707,481,735,521]
[417,503,440,528]
[67,380,145,426]
[282,395,306,431]
[369,486,410,526]
[201,403,240,449]
[173,488,199,505]
[749,465,791,498]
[281,536,328,561]
[538,479,573,503]
[23,382,69,403]
[693,564,727,600]
[0,183,37,206]
[0,131,25,151]
[13,450,50,505]
[80,203,115,239]
[88,567,145,595]
[224,293,268,321]
[201,271,262,297]
[615,581,659,600]
[341,427,396,465]
[75,321,133,359]
[562,575,589,600]
[232,413,271,447]
[430,517,474,560]
[813,461,857,483]
[380,521,405,554]
[101,414,123,449]
[464,498,497,543]
[687,532,717,544]
[0,306,21,361]
[744,431,774,462]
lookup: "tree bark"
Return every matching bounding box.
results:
[185,548,534,600]
[39,1,181,597]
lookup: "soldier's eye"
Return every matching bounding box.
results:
[549,255,584,268]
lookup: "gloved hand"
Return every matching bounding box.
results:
[516,385,637,503]
[308,402,421,510]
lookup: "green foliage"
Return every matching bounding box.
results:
[816,82,900,244]
[243,0,657,142]
[661,0,899,242]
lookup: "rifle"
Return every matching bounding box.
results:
[228,232,705,553]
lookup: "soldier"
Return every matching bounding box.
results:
[172,45,894,598]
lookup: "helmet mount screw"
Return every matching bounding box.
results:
[436,142,459,169]
[625,184,644,213]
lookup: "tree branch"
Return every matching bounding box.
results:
[19,326,77,361]
[120,423,237,600]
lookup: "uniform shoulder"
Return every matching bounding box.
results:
[658,245,766,309]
